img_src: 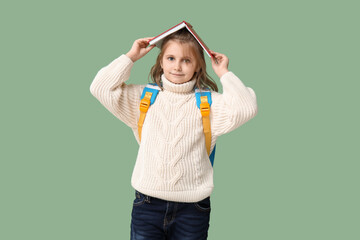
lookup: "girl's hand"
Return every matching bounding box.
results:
[126,37,156,62]
[209,50,230,78]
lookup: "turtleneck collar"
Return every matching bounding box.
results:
[161,74,196,93]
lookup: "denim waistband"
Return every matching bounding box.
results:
[135,190,210,204]
[135,190,152,203]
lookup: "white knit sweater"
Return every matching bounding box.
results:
[90,54,257,202]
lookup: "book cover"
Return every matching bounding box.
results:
[148,21,213,58]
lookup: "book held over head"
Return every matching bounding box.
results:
[148,21,214,58]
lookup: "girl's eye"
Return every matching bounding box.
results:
[183,59,190,63]
[168,57,174,61]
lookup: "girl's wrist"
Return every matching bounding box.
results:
[218,70,229,78]
[125,52,137,62]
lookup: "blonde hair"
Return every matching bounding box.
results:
[148,28,218,92]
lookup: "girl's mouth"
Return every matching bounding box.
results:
[171,73,185,76]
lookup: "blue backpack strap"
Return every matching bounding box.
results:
[195,88,216,167]
[209,145,216,167]
[195,88,212,108]
[141,83,161,104]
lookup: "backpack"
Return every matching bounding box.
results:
[138,83,216,167]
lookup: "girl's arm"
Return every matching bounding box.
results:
[90,38,155,129]
[209,51,258,137]
[90,54,142,129]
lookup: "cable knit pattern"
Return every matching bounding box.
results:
[90,54,258,202]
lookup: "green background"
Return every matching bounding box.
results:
[1,0,359,239]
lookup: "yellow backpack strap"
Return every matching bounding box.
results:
[138,91,152,142]
[200,96,211,156]
[138,84,161,142]
[195,88,216,167]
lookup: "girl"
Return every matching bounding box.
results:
[90,28,257,239]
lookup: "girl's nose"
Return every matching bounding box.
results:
[174,61,182,71]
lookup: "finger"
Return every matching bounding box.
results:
[210,55,219,65]
[214,53,225,59]
[210,54,217,63]
[210,50,221,55]
[211,52,224,62]
[209,51,218,57]
[136,39,152,45]
[212,51,226,59]
[138,39,151,43]
[209,52,216,60]
[143,37,155,43]
[213,55,222,62]
[146,45,156,53]
[139,40,152,48]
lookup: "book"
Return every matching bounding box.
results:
[148,21,213,58]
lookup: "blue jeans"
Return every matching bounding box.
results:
[130,190,211,240]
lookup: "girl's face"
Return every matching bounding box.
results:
[160,40,199,84]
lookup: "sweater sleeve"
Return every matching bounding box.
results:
[210,71,258,137]
[89,54,144,129]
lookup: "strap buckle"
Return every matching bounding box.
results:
[200,96,210,116]
[139,92,152,113]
